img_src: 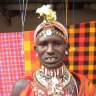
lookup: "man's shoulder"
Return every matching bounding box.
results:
[71,72,88,80]
[11,70,35,96]
[11,78,31,96]
[14,78,31,87]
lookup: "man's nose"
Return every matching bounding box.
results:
[46,44,54,55]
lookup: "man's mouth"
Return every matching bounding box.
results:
[45,57,57,63]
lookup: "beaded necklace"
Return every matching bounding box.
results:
[33,65,78,96]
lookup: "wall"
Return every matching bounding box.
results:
[0,9,96,32]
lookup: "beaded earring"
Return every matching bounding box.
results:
[36,54,38,57]
[65,51,68,56]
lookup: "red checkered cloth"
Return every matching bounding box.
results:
[68,21,96,87]
[0,32,24,96]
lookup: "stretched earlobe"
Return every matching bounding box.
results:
[34,46,36,51]
[34,46,38,57]
[65,44,69,56]
[65,51,69,56]
[65,44,70,50]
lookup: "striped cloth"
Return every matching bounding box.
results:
[24,31,40,71]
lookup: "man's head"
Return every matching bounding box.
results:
[34,21,69,69]
[34,5,69,69]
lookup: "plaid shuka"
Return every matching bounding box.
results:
[68,21,96,87]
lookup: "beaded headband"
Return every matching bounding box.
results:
[34,4,68,44]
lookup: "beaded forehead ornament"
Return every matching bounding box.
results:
[34,4,68,44]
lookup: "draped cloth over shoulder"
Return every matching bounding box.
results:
[20,71,95,96]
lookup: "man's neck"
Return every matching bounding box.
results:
[40,65,68,78]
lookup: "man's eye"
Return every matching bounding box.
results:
[39,43,47,46]
[55,42,63,45]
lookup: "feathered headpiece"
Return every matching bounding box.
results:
[36,4,56,22]
[34,4,68,44]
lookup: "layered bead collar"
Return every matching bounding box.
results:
[33,65,78,95]
[40,65,69,79]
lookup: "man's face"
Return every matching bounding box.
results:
[35,34,66,69]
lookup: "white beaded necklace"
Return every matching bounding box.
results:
[33,65,78,96]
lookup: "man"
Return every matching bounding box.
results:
[11,5,95,96]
